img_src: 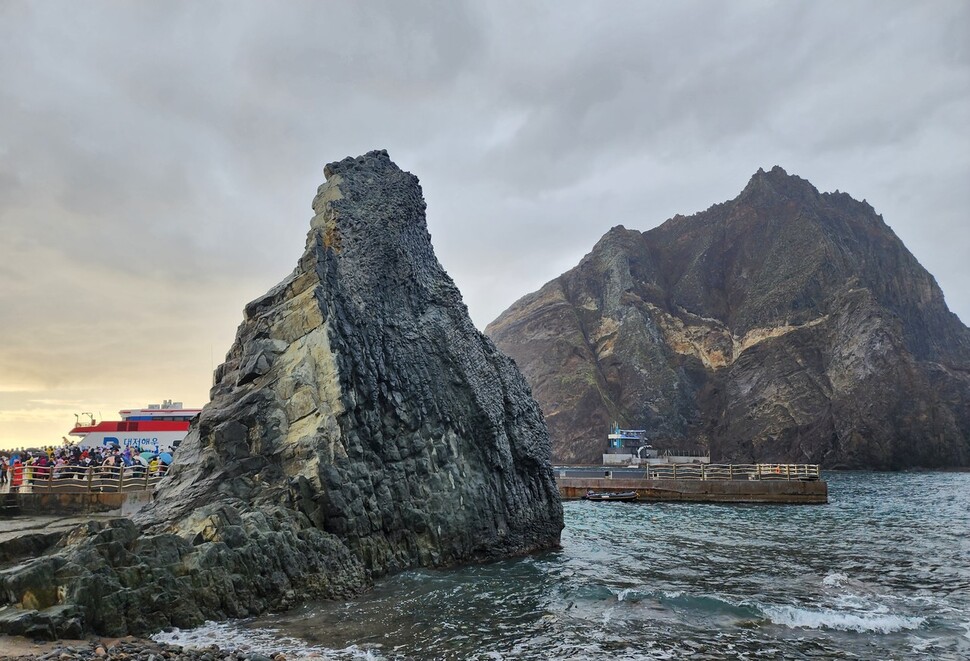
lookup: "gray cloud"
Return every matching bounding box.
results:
[0,0,967,447]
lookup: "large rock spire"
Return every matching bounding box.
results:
[152,148,563,564]
[0,150,562,639]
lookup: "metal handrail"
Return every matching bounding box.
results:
[643,463,820,481]
[7,462,169,493]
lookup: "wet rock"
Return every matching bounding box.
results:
[0,151,562,639]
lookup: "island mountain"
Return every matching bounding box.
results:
[487,167,970,469]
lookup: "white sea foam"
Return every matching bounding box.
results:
[822,572,849,588]
[833,593,887,613]
[763,605,926,634]
[152,620,382,659]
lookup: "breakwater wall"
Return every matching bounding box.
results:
[558,477,828,504]
[1,491,153,517]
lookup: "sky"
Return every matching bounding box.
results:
[1,0,968,450]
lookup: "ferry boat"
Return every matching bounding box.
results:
[68,400,201,454]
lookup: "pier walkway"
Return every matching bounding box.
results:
[557,463,827,504]
[1,465,160,518]
[2,464,165,495]
[1,464,827,512]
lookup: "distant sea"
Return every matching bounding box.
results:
[156,472,970,660]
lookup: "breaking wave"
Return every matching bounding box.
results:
[821,572,848,588]
[762,604,926,633]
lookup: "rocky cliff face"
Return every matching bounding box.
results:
[487,167,970,469]
[0,150,562,639]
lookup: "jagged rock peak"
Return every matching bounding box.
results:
[304,149,452,320]
[753,164,789,178]
[159,148,564,552]
[323,148,392,181]
[593,223,636,244]
[740,165,820,204]
[0,151,563,640]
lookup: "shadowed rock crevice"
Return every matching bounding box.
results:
[0,150,563,639]
[487,167,970,469]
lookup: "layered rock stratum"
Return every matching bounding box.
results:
[487,167,970,469]
[0,150,563,639]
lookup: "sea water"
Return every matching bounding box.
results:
[155,472,970,659]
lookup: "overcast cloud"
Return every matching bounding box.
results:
[1,0,967,448]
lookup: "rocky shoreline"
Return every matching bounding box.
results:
[0,635,290,661]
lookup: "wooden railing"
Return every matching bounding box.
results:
[643,463,820,481]
[6,463,168,493]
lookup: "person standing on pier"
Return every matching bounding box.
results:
[10,456,23,491]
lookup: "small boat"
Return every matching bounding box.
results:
[584,490,638,502]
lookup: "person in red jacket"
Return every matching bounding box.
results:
[11,458,23,490]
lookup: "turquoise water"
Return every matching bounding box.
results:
[157,472,970,659]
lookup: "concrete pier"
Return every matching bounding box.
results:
[558,474,828,504]
[0,491,153,518]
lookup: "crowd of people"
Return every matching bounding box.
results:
[0,444,169,490]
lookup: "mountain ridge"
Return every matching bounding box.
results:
[487,166,970,468]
